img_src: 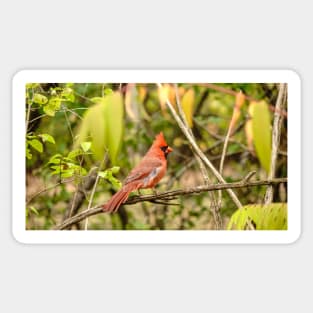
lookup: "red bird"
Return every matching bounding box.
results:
[103,132,173,213]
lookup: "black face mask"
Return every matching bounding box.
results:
[160,145,169,158]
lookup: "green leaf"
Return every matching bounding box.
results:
[29,139,43,153]
[110,166,120,174]
[80,141,92,152]
[60,169,75,178]
[75,92,124,163]
[90,97,104,103]
[43,97,62,116]
[39,133,55,144]
[62,87,75,102]
[249,101,272,173]
[107,175,122,189]
[48,154,62,164]
[103,88,113,95]
[33,93,48,105]
[76,100,106,160]
[26,147,32,159]
[30,206,39,215]
[67,148,84,160]
[131,221,150,230]
[227,203,287,230]
[98,167,122,189]
[43,106,55,116]
[26,206,39,218]
[26,83,39,89]
[98,171,107,178]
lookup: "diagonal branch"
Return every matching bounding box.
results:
[173,84,222,229]
[157,83,242,209]
[55,177,287,230]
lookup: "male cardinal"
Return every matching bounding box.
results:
[103,132,172,213]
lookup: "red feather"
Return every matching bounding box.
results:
[103,132,172,213]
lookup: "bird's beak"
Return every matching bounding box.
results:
[167,146,173,153]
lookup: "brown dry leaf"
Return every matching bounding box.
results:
[229,91,246,134]
[125,84,139,122]
[235,90,246,109]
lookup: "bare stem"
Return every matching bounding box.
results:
[84,170,101,230]
[264,83,287,204]
[174,84,222,229]
[157,83,242,209]
[55,177,287,230]
[25,88,34,133]
[84,153,108,230]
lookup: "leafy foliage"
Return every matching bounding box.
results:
[25,83,287,230]
[227,203,287,230]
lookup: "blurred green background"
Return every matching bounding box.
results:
[25,83,287,230]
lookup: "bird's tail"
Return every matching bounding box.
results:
[102,184,137,213]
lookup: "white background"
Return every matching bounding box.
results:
[12,70,300,244]
[1,1,311,312]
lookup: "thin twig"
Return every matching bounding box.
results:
[25,88,34,133]
[63,106,75,143]
[55,177,287,230]
[84,153,108,230]
[26,178,76,205]
[218,91,245,208]
[83,170,101,230]
[174,84,222,229]
[157,83,243,209]
[63,167,99,222]
[264,84,287,204]
[174,84,210,185]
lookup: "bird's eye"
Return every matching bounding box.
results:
[160,145,168,152]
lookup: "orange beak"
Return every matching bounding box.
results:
[167,146,173,154]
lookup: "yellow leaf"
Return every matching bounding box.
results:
[181,88,195,127]
[85,101,106,160]
[227,203,287,230]
[106,92,124,164]
[250,101,272,173]
[138,85,147,102]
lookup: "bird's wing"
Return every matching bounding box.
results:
[124,158,163,185]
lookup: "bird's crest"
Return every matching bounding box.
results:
[154,132,168,146]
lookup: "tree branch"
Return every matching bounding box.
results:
[55,177,287,230]
[173,84,222,229]
[264,83,287,204]
[157,83,243,209]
